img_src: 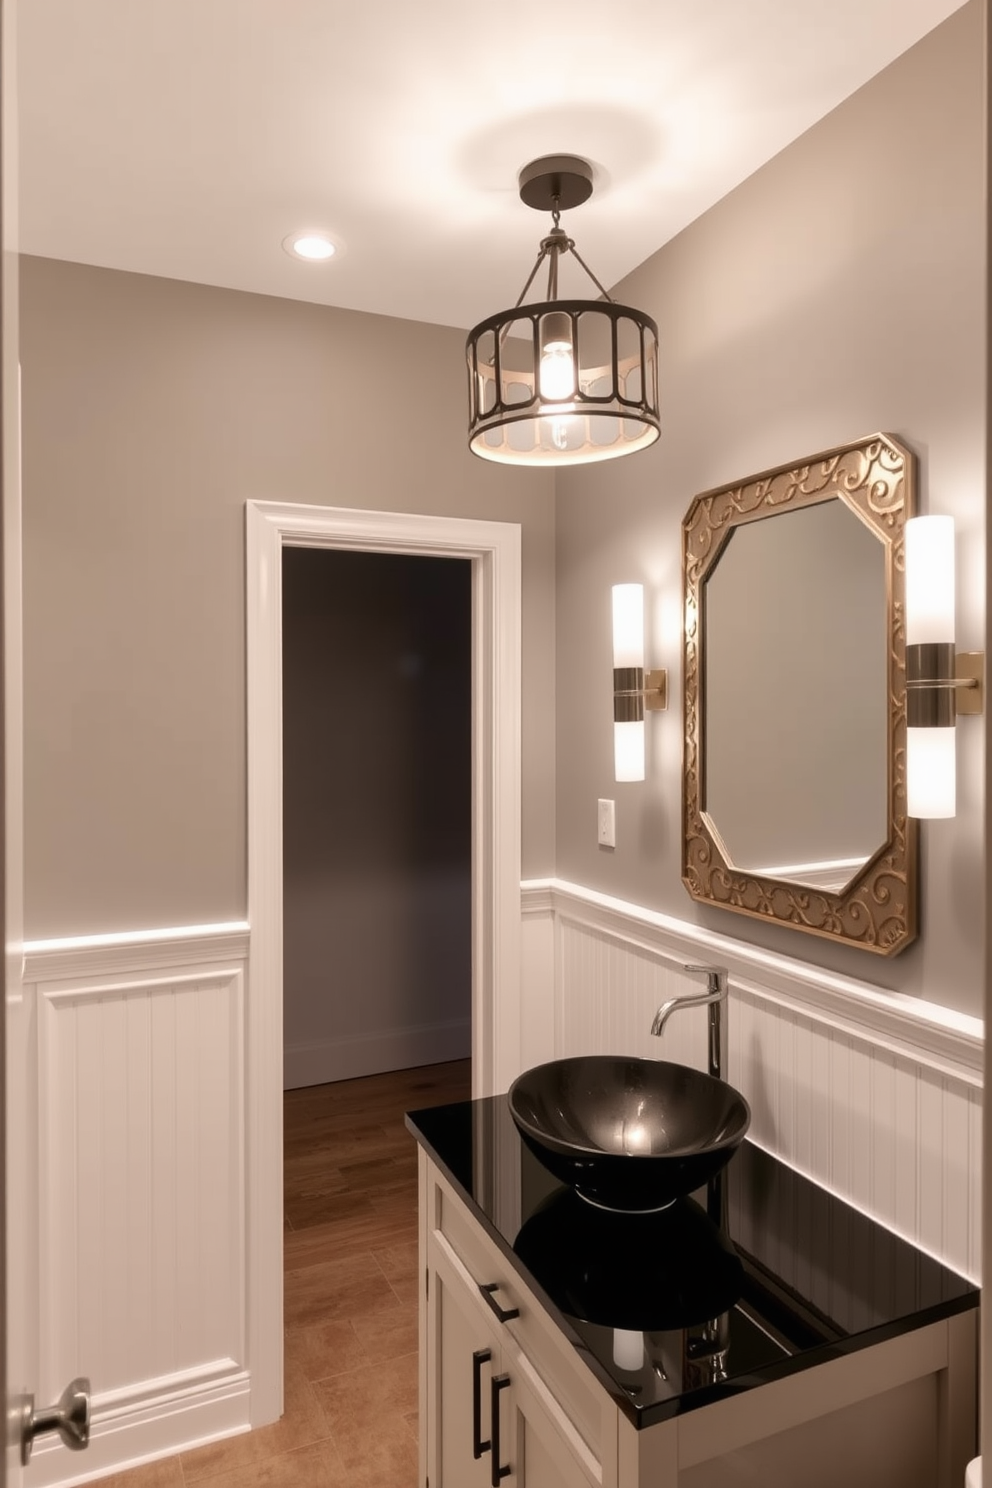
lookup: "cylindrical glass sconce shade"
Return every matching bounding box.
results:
[614,720,645,783]
[907,725,956,818]
[612,584,644,669]
[905,515,955,645]
[613,584,646,781]
[905,515,958,817]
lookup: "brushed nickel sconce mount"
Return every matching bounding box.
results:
[613,668,668,722]
[906,647,984,725]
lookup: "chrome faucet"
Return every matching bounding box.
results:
[651,964,729,1081]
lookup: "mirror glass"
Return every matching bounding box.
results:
[703,500,887,893]
[682,434,917,956]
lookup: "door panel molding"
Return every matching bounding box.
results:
[35,960,246,1404]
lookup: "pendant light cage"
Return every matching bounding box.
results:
[466,156,661,467]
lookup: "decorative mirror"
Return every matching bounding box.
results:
[682,433,917,955]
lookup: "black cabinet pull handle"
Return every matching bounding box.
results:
[479,1282,519,1323]
[490,1373,511,1485]
[472,1349,492,1459]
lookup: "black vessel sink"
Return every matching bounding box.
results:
[508,1056,750,1212]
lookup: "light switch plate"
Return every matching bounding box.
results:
[597,798,616,848]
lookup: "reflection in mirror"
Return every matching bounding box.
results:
[682,433,917,955]
[704,500,887,893]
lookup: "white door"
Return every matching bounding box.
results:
[5,845,28,1488]
[2,4,90,1478]
[3,0,28,1478]
[430,1240,502,1487]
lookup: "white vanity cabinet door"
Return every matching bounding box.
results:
[427,1223,597,1488]
[421,1150,615,1488]
[495,1344,603,1488]
[429,1234,503,1488]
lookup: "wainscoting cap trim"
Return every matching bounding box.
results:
[520,879,555,916]
[24,922,251,982]
[524,879,983,1080]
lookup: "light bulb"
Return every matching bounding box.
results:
[549,415,571,451]
[283,233,337,262]
[539,341,575,401]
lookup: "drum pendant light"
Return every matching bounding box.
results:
[466,156,661,467]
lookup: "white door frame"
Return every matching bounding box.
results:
[245,500,522,1425]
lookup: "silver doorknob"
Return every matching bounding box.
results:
[19,1376,91,1465]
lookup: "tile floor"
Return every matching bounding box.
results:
[99,1058,472,1488]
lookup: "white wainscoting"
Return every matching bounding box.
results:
[24,924,251,1487]
[21,891,983,1483]
[520,880,983,1282]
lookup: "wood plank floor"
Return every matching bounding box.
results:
[100,1059,471,1488]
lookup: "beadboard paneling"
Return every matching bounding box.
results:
[520,880,982,1281]
[26,927,250,1484]
[38,964,246,1397]
[520,883,555,1074]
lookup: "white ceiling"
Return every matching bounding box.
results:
[18,0,968,332]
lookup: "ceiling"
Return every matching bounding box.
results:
[18,0,968,332]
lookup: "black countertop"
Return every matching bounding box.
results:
[406,1094,978,1430]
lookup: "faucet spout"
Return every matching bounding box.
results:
[650,964,730,1081]
[650,992,708,1037]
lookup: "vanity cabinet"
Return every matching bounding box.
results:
[424,1152,616,1487]
[412,1099,978,1488]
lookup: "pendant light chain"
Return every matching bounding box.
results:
[508,191,616,311]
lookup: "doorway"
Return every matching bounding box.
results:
[245,500,522,1427]
[281,546,472,1088]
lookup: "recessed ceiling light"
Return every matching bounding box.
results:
[283,232,338,262]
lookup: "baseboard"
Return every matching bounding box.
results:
[25,1364,250,1488]
[284,1016,472,1089]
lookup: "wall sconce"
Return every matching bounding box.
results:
[904,514,984,818]
[612,584,667,782]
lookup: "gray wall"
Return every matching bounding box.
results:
[554,3,985,1012]
[17,4,984,1019]
[282,548,471,1086]
[19,260,556,937]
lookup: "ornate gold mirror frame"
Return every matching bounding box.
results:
[682,433,917,955]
